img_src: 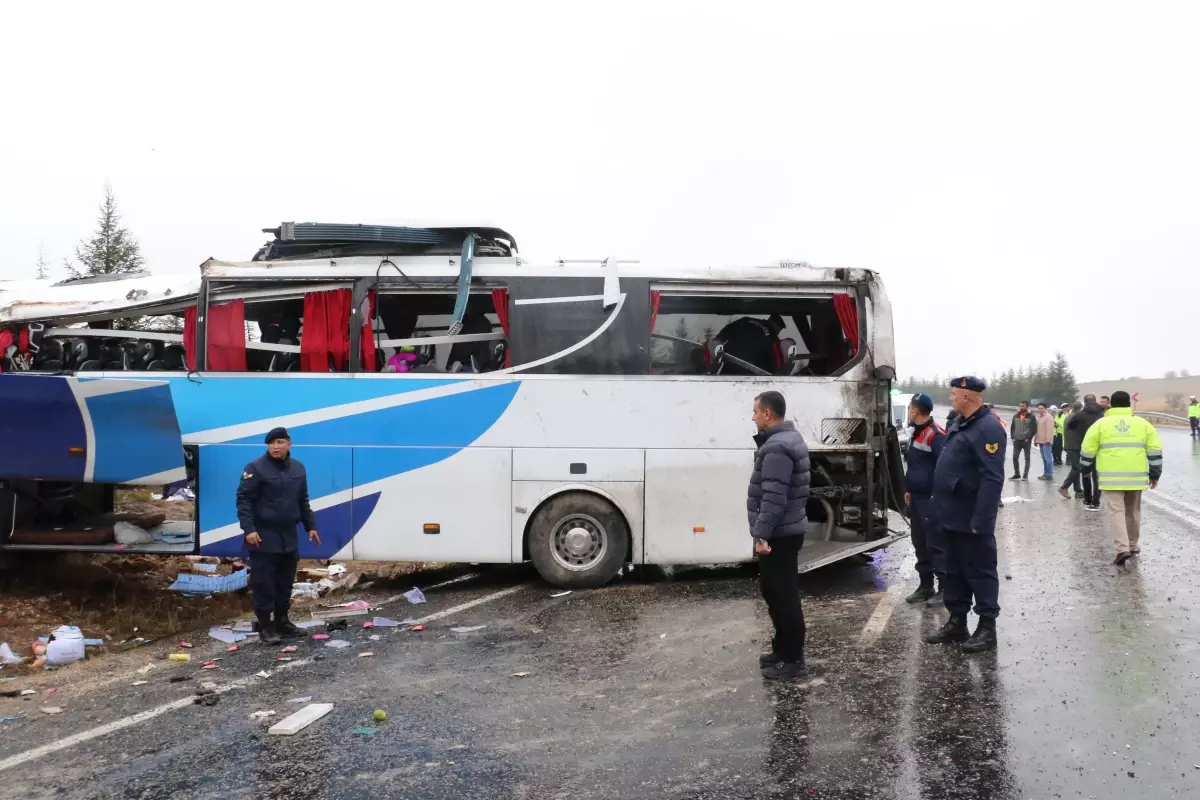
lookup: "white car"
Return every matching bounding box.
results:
[892,397,912,451]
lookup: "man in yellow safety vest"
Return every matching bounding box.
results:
[1080,390,1163,566]
[1188,396,1199,437]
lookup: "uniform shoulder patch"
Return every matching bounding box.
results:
[985,443,999,454]
[242,471,255,480]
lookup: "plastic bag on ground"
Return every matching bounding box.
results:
[0,643,21,665]
[114,522,153,545]
[403,588,426,605]
[45,626,85,666]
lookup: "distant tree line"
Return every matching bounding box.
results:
[904,352,1078,408]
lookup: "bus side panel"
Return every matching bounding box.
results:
[643,449,755,565]
[350,447,513,563]
[197,444,355,560]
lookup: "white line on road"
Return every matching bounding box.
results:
[858,553,916,648]
[0,584,530,773]
[1145,490,1200,516]
[1142,494,1200,528]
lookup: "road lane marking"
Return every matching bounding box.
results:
[1142,494,1200,528]
[1145,491,1200,516]
[858,552,916,648]
[0,584,529,773]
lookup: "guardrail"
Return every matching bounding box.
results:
[988,404,1187,426]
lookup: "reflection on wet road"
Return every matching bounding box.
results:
[2,425,1199,798]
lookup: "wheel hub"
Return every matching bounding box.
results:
[550,513,608,572]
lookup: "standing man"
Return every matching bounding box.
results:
[1099,395,1110,411]
[1064,395,1104,510]
[1052,406,1066,466]
[1057,402,1085,500]
[1034,403,1056,480]
[904,393,948,607]
[748,390,811,680]
[1009,401,1036,480]
[236,427,320,645]
[1080,391,1163,566]
[1188,396,1200,438]
[925,376,1006,653]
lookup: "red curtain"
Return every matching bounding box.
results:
[492,288,510,368]
[360,291,378,371]
[207,300,248,372]
[183,307,197,369]
[833,293,859,356]
[650,290,661,331]
[301,289,352,372]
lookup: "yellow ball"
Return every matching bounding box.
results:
[373,709,387,722]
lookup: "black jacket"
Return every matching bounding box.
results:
[747,421,811,539]
[236,453,317,553]
[1064,401,1104,451]
[933,406,1007,536]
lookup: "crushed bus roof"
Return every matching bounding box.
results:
[0,273,199,324]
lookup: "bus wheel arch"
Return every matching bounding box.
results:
[523,488,631,589]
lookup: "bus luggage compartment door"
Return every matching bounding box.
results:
[0,374,184,484]
[643,449,755,565]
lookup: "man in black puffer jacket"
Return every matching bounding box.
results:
[747,390,811,680]
[1063,395,1105,509]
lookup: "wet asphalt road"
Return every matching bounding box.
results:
[3,426,1200,799]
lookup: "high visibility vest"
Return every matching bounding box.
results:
[1080,408,1163,491]
[1189,403,1200,419]
[1054,414,1065,437]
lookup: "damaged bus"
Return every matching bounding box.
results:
[0,223,906,588]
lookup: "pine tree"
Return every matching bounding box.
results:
[65,182,145,279]
[35,242,49,280]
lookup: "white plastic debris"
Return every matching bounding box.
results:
[41,706,64,714]
[45,626,86,666]
[324,640,351,649]
[291,583,321,600]
[550,591,572,598]
[999,496,1035,504]
[404,587,427,605]
[136,664,156,675]
[371,617,402,628]
[255,670,271,679]
[131,680,148,686]
[250,710,276,721]
[207,627,243,645]
[114,521,153,545]
[327,564,347,577]
[0,643,21,665]
[19,689,35,696]
[290,696,313,704]
[368,635,381,641]
[450,626,486,633]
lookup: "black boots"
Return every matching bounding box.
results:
[905,580,936,604]
[925,588,944,608]
[761,660,807,681]
[924,615,969,644]
[275,614,304,638]
[259,624,281,645]
[962,617,997,653]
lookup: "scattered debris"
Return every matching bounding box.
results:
[168,653,191,663]
[268,703,334,736]
[275,657,293,662]
[200,681,218,691]
[410,624,426,632]
[290,696,313,704]
[450,626,486,633]
[352,727,376,736]
[312,634,330,641]
[325,640,351,649]
[136,664,156,675]
[192,563,219,574]
[250,710,276,721]
[169,675,189,683]
[193,694,220,707]
[19,689,35,696]
[403,588,427,605]
[310,608,369,623]
[291,583,321,600]
[281,645,298,653]
[168,568,249,595]
[374,709,387,721]
[550,591,572,598]
[362,621,374,629]
[202,663,219,670]
[0,717,22,723]
[42,687,60,696]
[371,617,402,628]
[358,652,374,658]
[294,620,325,631]
[226,645,239,653]
[328,564,347,577]
[368,635,381,641]
[44,626,86,667]
[255,671,271,679]
[510,672,531,678]
[0,643,22,665]
[40,706,64,714]
[232,620,256,633]
[177,641,193,649]
[660,634,667,639]
[331,600,371,611]
[208,627,245,645]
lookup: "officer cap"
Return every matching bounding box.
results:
[910,392,934,414]
[265,427,291,444]
[949,375,986,392]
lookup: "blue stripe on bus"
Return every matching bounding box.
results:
[86,383,185,483]
[0,375,88,482]
[200,491,382,559]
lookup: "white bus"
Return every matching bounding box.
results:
[0,223,907,588]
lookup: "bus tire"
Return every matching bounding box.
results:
[527,492,629,589]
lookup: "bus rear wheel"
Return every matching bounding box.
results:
[528,493,629,589]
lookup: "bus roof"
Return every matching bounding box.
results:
[0,273,199,324]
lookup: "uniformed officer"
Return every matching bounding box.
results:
[236,427,319,645]
[903,392,947,607]
[924,376,1007,653]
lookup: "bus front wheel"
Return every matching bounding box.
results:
[528,493,629,589]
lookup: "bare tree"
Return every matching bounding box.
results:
[35,242,49,280]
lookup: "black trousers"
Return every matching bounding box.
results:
[909,495,945,584]
[1191,417,1199,435]
[1052,434,1063,465]
[1061,450,1083,494]
[1082,470,1099,506]
[759,535,806,663]
[942,530,1000,620]
[249,550,299,624]
[1011,440,1032,476]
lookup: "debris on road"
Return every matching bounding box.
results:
[44,626,86,666]
[330,600,371,611]
[226,645,239,653]
[371,617,402,627]
[168,653,190,663]
[324,640,350,649]
[310,608,368,623]
[255,671,271,679]
[169,675,188,683]
[177,641,193,649]
[410,624,426,632]
[136,664,155,674]
[510,672,531,678]
[193,694,219,707]
[281,645,298,653]
[131,680,148,686]
[268,703,333,736]
[550,591,572,598]
[312,634,330,641]
[200,681,218,691]
[368,635,381,641]
[168,568,249,595]
[374,709,387,721]
[192,562,218,574]
[0,716,22,723]
[0,643,22,665]
[294,620,325,631]
[42,687,59,696]
[450,626,486,633]
[403,588,427,605]
[250,710,276,721]
[358,652,374,658]
[40,706,64,714]
[19,689,35,696]
[275,656,293,662]
[290,696,313,704]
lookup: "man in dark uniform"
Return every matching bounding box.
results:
[717,314,786,374]
[903,393,947,607]
[925,376,1006,653]
[236,427,319,645]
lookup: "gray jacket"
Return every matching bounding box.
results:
[1010,412,1037,442]
[747,421,811,539]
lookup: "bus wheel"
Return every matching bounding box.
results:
[528,493,629,589]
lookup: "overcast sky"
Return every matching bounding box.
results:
[2,2,1196,383]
